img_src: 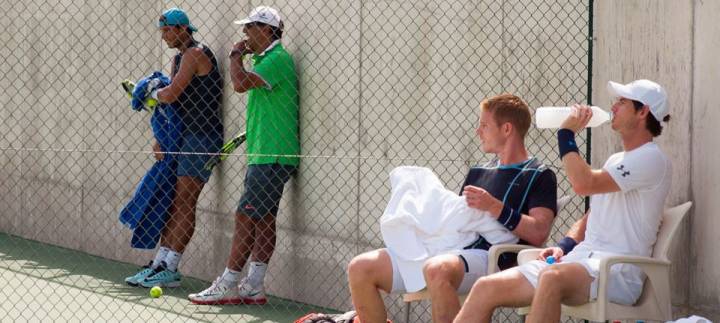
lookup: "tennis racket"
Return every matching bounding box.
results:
[121,79,158,109]
[203,131,247,170]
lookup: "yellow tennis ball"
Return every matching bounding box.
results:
[150,286,163,298]
[146,98,158,108]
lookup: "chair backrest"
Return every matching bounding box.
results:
[556,195,572,213]
[651,202,692,262]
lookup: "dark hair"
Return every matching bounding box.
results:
[632,100,670,137]
[269,21,283,40]
[480,93,532,138]
[250,22,283,41]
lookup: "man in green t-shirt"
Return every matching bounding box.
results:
[189,6,299,305]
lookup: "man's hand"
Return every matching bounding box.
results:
[463,185,503,216]
[230,40,252,57]
[537,247,564,262]
[560,104,594,133]
[152,141,164,161]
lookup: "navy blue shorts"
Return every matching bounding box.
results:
[177,133,222,183]
[237,164,297,219]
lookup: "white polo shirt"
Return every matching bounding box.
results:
[577,141,672,257]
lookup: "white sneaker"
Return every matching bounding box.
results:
[237,277,267,305]
[188,277,242,305]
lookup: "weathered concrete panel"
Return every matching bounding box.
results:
[691,0,720,318]
[592,0,693,312]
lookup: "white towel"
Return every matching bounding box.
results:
[380,166,518,292]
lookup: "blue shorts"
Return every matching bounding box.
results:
[176,133,222,183]
[237,164,297,219]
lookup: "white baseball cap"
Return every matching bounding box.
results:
[234,6,281,28]
[607,79,669,121]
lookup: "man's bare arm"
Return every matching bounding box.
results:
[564,211,588,243]
[156,48,208,103]
[511,207,555,247]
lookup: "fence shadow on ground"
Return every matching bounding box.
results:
[0,232,338,322]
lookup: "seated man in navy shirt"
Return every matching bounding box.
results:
[348,93,558,323]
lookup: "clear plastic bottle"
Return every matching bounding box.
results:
[535,106,611,129]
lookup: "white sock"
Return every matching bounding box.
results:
[247,262,267,288]
[219,268,241,287]
[151,247,170,269]
[164,250,182,272]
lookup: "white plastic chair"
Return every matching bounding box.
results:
[402,196,572,321]
[515,202,692,322]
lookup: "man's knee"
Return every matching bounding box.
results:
[423,255,464,288]
[348,254,382,284]
[469,275,501,296]
[537,265,565,288]
[174,177,203,205]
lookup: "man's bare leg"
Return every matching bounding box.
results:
[348,249,394,323]
[453,269,536,323]
[526,263,593,323]
[227,211,255,270]
[423,255,466,323]
[161,176,205,252]
[250,213,276,263]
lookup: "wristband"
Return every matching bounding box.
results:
[497,204,522,231]
[558,128,579,159]
[556,236,578,255]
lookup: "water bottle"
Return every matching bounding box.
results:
[535,106,611,129]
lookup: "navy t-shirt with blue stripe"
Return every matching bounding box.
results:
[461,158,558,269]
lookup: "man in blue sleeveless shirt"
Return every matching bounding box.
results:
[348,94,558,323]
[124,7,224,288]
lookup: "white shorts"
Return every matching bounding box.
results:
[514,250,645,305]
[387,248,489,294]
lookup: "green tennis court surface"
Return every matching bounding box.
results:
[0,232,335,322]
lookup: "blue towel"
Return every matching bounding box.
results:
[131,71,167,111]
[119,72,183,249]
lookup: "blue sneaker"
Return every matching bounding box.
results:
[124,262,154,286]
[139,261,182,288]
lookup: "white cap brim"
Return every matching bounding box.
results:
[607,81,640,102]
[233,18,252,25]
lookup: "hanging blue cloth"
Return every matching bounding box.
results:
[119,72,183,249]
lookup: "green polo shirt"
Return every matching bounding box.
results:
[247,42,300,166]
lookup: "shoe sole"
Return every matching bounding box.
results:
[240,297,267,305]
[189,297,267,305]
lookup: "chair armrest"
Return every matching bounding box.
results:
[487,244,536,274]
[403,289,430,302]
[596,255,671,309]
[517,248,544,265]
[599,255,671,269]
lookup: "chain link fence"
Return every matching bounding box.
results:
[0,0,591,322]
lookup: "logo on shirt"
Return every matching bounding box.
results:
[617,165,630,177]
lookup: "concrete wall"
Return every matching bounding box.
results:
[689,0,720,319]
[1,0,718,321]
[593,0,719,320]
